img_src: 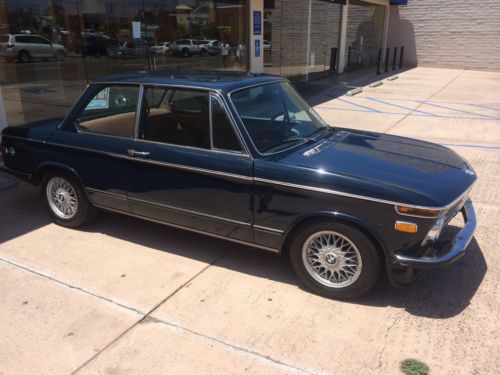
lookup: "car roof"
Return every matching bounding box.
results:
[93,70,286,93]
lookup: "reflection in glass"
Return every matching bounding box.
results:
[0,0,248,127]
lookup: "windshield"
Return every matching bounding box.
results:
[231,81,329,154]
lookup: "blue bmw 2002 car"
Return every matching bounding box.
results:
[0,71,477,299]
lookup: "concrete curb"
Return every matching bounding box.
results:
[369,81,384,88]
[346,87,363,96]
[387,75,399,81]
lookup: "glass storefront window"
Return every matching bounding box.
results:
[263,0,341,82]
[0,0,248,127]
[345,1,385,71]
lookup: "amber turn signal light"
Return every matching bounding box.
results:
[395,205,442,218]
[395,221,418,233]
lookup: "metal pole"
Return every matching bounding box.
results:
[376,48,381,75]
[399,46,404,69]
[347,46,351,72]
[385,47,389,73]
[392,46,397,70]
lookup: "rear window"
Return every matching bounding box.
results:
[0,35,10,43]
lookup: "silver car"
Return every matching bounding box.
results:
[0,34,67,63]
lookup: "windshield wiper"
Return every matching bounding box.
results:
[261,137,316,153]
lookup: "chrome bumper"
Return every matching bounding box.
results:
[394,198,476,269]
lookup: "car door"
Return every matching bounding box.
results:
[127,86,254,242]
[48,84,140,212]
[32,36,52,57]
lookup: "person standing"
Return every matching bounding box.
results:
[221,41,230,68]
[236,43,246,68]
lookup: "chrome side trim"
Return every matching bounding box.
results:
[254,177,477,211]
[132,136,251,158]
[128,195,252,227]
[128,156,253,181]
[92,204,280,254]
[254,225,285,235]
[45,141,252,181]
[86,187,127,200]
[134,84,145,139]
[1,134,45,144]
[45,141,128,160]
[87,186,251,227]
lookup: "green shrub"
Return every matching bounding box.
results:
[400,359,430,375]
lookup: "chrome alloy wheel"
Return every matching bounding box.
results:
[302,231,362,288]
[46,177,79,219]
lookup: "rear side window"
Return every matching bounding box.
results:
[77,85,139,138]
[138,86,210,149]
[211,97,242,152]
[15,35,30,43]
[31,36,51,44]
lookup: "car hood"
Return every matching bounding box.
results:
[269,129,476,207]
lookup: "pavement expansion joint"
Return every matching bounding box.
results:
[0,255,144,316]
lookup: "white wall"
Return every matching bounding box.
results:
[388,0,500,70]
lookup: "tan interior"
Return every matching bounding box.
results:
[80,111,136,138]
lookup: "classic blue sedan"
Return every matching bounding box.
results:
[0,71,477,299]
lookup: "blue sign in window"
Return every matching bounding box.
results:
[255,40,261,57]
[253,11,262,35]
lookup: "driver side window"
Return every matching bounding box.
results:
[77,85,139,138]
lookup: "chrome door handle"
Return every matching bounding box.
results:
[127,149,150,158]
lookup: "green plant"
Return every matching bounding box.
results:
[400,359,430,375]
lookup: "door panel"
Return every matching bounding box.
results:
[47,131,133,212]
[127,144,254,242]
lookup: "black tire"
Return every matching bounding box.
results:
[18,50,30,63]
[41,172,98,228]
[200,49,207,57]
[55,50,66,61]
[182,48,190,57]
[289,221,381,300]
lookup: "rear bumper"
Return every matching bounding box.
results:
[393,198,476,269]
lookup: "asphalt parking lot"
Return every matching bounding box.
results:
[1,67,499,374]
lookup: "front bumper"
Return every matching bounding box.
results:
[393,198,476,269]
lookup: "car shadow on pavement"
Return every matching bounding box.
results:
[83,211,486,319]
[1,185,486,320]
[354,237,487,319]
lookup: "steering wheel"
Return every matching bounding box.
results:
[267,111,286,129]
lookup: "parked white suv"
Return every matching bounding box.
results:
[174,39,207,57]
[0,34,67,63]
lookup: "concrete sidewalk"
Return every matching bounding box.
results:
[0,67,499,374]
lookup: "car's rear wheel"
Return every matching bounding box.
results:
[18,50,30,63]
[42,173,98,227]
[289,221,381,300]
[182,48,190,57]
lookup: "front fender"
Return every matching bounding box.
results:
[282,211,389,257]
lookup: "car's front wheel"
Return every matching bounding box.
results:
[42,173,98,227]
[290,221,381,300]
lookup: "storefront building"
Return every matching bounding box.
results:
[1,0,499,130]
